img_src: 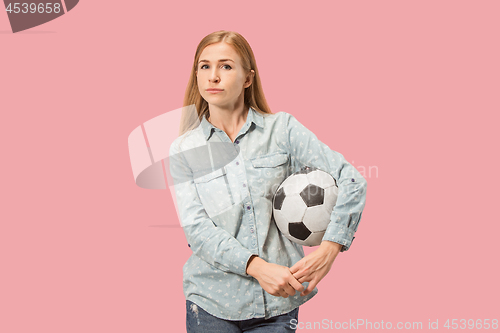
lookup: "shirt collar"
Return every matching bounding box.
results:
[200,106,265,141]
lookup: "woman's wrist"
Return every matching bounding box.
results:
[246,255,266,277]
[319,240,343,255]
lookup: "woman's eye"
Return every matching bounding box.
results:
[199,64,231,70]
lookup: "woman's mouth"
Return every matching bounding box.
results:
[206,88,223,94]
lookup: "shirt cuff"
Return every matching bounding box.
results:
[322,222,356,252]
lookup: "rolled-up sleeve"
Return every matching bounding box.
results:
[283,113,367,252]
[169,140,255,276]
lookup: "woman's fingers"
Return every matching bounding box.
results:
[257,262,311,298]
[292,270,309,283]
[282,283,297,296]
[298,275,308,283]
[277,289,289,298]
[288,276,305,293]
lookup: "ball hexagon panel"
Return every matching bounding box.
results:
[280,194,307,223]
[300,184,324,207]
[281,174,309,195]
[302,205,332,233]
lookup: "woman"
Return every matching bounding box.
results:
[169,30,367,332]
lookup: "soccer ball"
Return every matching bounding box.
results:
[272,166,338,246]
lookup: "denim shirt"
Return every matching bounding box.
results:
[168,106,367,320]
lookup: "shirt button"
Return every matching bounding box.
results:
[236,162,239,165]
[250,228,254,233]
[243,184,246,187]
[235,140,239,144]
[188,244,191,247]
[351,178,355,182]
[247,206,251,210]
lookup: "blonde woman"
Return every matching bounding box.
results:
[169,30,367,332]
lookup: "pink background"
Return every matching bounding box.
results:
[1,1,499,332]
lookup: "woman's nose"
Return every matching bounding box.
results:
[209,70,220,82]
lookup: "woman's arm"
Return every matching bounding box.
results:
[282,112,368,252]
[281,112,368,295]
[169,140,255,277]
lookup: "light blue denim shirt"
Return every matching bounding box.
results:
[169,106,367,320]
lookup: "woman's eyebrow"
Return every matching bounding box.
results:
[198,59,235,64]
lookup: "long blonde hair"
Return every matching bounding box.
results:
[178,30,272,137]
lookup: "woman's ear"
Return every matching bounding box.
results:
[245,70,255,88]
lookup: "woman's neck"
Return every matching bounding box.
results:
[207,105,249,142]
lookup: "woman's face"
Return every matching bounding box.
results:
[196,42,253,111]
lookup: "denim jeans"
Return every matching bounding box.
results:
[186,300,299,332]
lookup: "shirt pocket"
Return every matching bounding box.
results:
[193,167,235,218]
[250,152,289,199]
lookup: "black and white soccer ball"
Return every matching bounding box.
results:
[272,166,338,246]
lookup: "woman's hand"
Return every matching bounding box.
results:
[289,241,342,296]
[246,256,305,298]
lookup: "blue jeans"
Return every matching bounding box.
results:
[186,300,299,332]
